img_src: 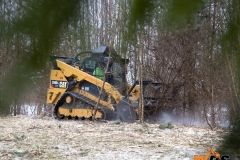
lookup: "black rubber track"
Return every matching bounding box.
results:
[53,91,119,121]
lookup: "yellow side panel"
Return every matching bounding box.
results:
[47,88,63,104]
[47,70,68,104]
[50,70,68,82]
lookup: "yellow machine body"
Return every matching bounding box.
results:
[47,60,123,109]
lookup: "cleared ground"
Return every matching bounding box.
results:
[0,116,225,160]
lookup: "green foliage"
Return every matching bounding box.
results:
[141,123,148,128]
[218,120,240,158]
[123,0,155,46]
[163,0,204,32]
[12,134,27,141]
[9,151,29,157]
[79,151,89,157]
[163,0,204,28]
[159,122,174,129]
[216,0,240,157]
[129,0,154,24]
[113,121,121,125]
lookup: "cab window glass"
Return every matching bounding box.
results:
[112,63,122,78]
[85,59,96,69]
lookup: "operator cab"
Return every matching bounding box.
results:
[72,46,129,94]
[80,55,114,83]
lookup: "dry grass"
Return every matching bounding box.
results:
[0,115,225,160]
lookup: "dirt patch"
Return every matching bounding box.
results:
[0,116,225,159]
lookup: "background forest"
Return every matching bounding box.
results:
[0,0,240,131]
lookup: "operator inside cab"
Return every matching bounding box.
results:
[93,61,105,80]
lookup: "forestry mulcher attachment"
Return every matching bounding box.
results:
[47,46,159,122]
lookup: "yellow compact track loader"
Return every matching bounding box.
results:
[47,46,159,122]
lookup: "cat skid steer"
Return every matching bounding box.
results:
[47,46,160,122]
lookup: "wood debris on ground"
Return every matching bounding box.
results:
[0,115,226,160]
